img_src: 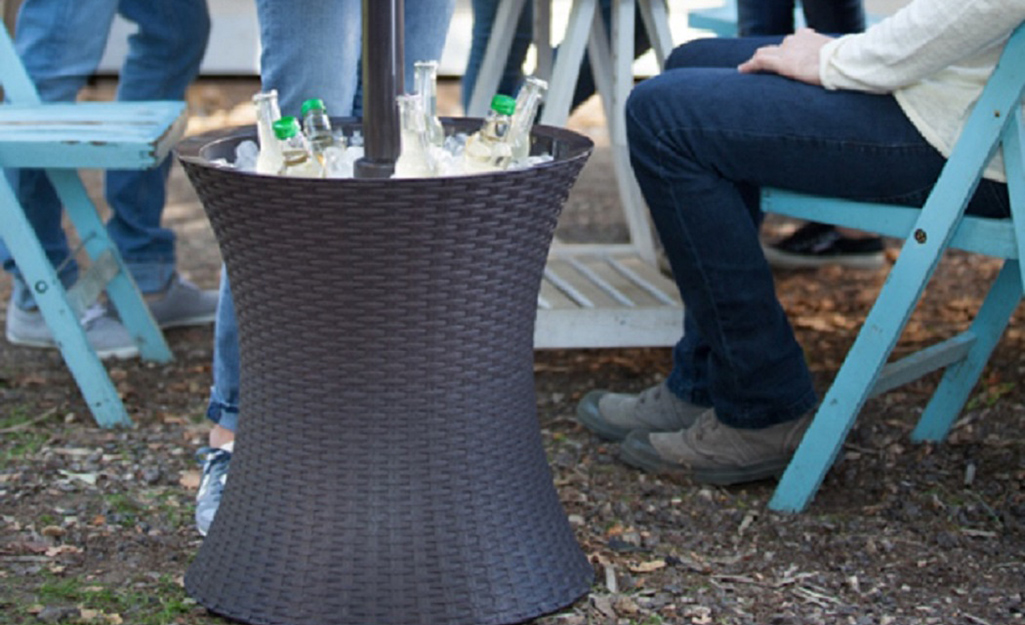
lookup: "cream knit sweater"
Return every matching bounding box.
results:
[818,0,1025,182]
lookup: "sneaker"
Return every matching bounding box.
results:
[5,299,140,360]
[618,409,812,485]
[195,445,232,537]
[576,380,707,441]
[762,222,885,270]
[146,274,218,329]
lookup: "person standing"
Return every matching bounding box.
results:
[462,0,650,113]
[195,0,456,537]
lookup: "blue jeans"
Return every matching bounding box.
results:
[207,0,456,431]
[737,0,864,36]
[1,0,211,309]
[462,0,650,112]
[626,37,1010,429]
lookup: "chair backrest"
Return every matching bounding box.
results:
[0,22,41,105]
[922,20,1025,281]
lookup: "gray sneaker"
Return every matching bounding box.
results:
[619,409,813,485]
[146,274,218,329]
[5,299,140,360]
[195,446,232,537]
[576,381,707,441]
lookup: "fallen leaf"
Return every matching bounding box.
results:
[3,541,49,555]
[590,595,616,619]
[628,559,666,573]
[179,470,201,490]
[45,544,83,557]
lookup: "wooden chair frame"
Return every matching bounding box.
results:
[0,24,182,427]
[763,22,1025,512]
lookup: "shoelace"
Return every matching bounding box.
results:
[688,410,720,443]
[78,303,108,327]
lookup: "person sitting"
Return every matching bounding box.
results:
[575,0,1020,483]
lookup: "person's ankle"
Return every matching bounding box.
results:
[209,425,235,449]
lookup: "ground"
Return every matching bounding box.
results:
[1,77,1024,625]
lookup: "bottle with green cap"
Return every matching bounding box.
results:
[300,98,343,165]
[272,116,324,178]
[463,94,516,174]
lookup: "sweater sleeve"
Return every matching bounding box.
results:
[818,0,1025,93]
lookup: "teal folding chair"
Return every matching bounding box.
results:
[0,24,179,427]
[761,22,1025,512]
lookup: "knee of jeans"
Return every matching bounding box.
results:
[625,80,664,143]
[665,39,722,70]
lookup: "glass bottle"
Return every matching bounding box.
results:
[253,90,284,175]
[413,60,445,148]
[272,116,325,178]
[508,76,548,162]
[301,98,343,165]
[463,94,516,174]
[394,94,436,178]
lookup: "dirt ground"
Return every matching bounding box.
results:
[1,77,1024,625]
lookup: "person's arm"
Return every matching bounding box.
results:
[739,0,1025,92]
[817,0,1025,93]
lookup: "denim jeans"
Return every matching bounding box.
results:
[461,0,650,112]
[207,0,456,431]
[1,0,211,309]
[737,0,864,36]
[626,37,1010,429]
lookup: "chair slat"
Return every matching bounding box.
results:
[0,102,187,169]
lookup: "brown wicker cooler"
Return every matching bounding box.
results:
[175,120,595,625]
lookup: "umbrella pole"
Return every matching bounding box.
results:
[355,0,404,179]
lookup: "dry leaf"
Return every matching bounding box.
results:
[179,470,201,490]
[45,544,83,557]
[628,559,666,573]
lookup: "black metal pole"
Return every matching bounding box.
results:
[354,0,404,179]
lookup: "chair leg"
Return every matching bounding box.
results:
[539,0,597,127]
[769,222,957,512]
[912,259,1022,442]
[47,170,172,363]
[0,178,132,427]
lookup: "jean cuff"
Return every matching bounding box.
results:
[207,381,240,430]
[666,365,713,408]
[124,261,176,295]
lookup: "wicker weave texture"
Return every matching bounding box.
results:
[177,122,595,625]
